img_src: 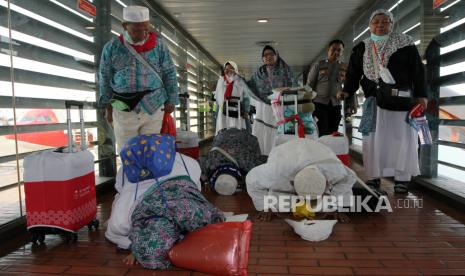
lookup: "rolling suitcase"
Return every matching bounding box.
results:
[224,95,243,129]
[318,132,350,166]
[23,101,99,244]
[317,97,350,165]
[174,94,200,159]
[273,89,318,147]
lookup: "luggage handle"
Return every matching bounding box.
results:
[174,93,190,131]
[280,93,299,136]
[341,97,346,136]
[281,90,298,95]
[65,100,86,153]
[225,96,241,101]
[225,96,242,129]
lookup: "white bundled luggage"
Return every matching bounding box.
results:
[174,94,200,159]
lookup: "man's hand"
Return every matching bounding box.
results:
[418,97,428,110]
[336,91,349,100]
[255,211,280,221]
[241,112,249,119]
[321,211,351,223]
[105,105,113,123]
[163,102,175,113]
[123,253,137,266]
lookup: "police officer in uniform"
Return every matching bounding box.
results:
[307,39,347,136]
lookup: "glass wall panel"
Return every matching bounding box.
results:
[0,0,21,226]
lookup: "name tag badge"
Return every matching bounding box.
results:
[379,66,396,84]
[391,88,399,97]
[398,90,411,97]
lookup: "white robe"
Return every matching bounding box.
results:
[105,154,201,249]
[363,107,420,181]
[214,76,250,134]
[251,98,277,155]
[246,139,355,211]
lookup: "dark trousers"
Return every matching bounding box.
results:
[313,102,342,137]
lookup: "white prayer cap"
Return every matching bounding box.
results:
[224,61,238,73]
[123,6,149,23]
[285,219,337,242]
[215,174,238,195]
[294,165,326,198]
[369,9,394,24]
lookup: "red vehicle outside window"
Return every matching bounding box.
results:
[5,109,93,148]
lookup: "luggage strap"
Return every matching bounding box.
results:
[210,147,239,168]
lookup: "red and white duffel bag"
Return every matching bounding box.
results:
[176,129,199,160]
[318,132,350,166]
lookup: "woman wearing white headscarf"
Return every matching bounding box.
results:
[214,61,251,134]
[340,9,428,193]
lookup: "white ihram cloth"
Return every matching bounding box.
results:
[246,139,355,211]
[105,154,201,249]
[112,108,164,153]
[363,107,420,181]
[251,98,277,155]
[285,219,337,242]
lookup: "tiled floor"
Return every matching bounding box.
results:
[1,162,465,275]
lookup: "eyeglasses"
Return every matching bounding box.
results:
[263,53,276,57]
[371,20,392,25]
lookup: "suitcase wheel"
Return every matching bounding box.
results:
[87,219,99,231]
[30,231,45,244]
[38,234,46,244]
[65,232,78,244]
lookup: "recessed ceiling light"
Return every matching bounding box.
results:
[85,26,95,30]
[173,12,181,17]
[257,19,268,23]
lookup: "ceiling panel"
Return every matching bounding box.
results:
[154,0,369,75]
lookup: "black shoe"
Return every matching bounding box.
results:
[394,181,409,194]
[366,178,380,189]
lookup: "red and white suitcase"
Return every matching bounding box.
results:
[318,132,350,166]
[23,101,98,244]
[174,94,200,159]
[176,130,200,159]
[316,97,350,166]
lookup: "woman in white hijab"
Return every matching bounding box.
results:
[214,61,251,134]
[340,9,428,194]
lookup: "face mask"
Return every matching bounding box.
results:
[123,30,133,43]
[371,33,389,42]
[226,74,235,82]
[123,30,148,45]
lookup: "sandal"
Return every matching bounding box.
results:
[394,182,409,194]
